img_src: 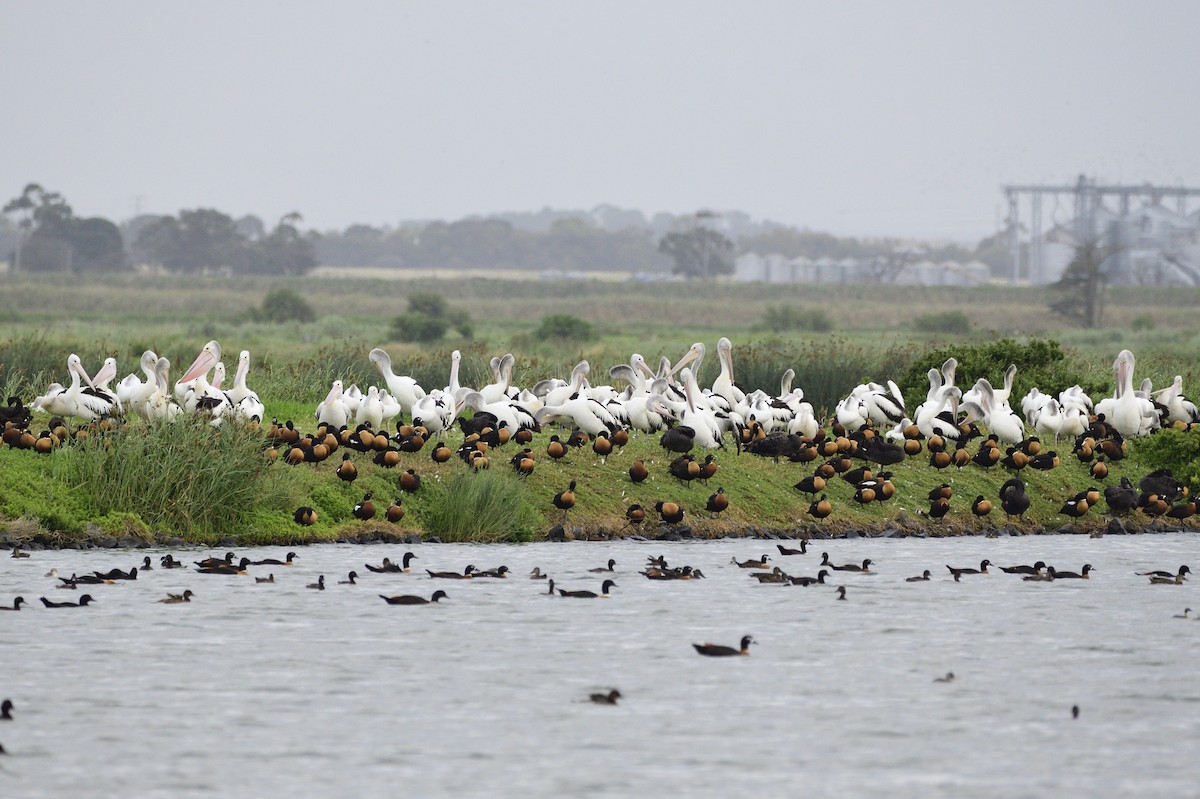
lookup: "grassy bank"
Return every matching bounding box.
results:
[1,411,1196,547]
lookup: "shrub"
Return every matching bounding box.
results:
[1131,314,1155,332]
[896,338,1097,409]
[760,305,834,333]
[390,312,449,343]
[407,292,449,318]
[913,310,970,335]
[419,470,540,542]
[259,287,317,323]
[534,314,595,342]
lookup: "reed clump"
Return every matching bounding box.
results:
[50,416,298,541]
[419,469,540,543]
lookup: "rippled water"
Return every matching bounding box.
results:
[2,534,1198,798]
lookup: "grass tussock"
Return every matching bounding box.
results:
[419,469,540,543]
[50,416,299,541]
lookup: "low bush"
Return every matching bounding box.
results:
[534,314,594,342]
[759,305,834,333]
[419,470,539,542]
[258,287,317,323]
[913,310,970,334]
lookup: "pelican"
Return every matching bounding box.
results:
[534,395,618,437]
[356,385,385,430]
[369,348,426,417]
[182,361,228,415]
[963,364,1016,410]
[443,349,463,396]
[711,337,748,410]
[455,389,537,432]
[176,340,221,405]
[412,392,454,435]
[32,382,69,416]
[316,380,350,428]
[214,350,264,423]
[1153,375,1199,425]
[55,354,117,419]
[378,389,402,427]
[965,378,1024,445]
[145,357,183,422]
[1096,350,1151,437]
[478,353,516,404]
[536,361,590,408]
[118,350,159,418]
[85,357,123,414]
[915,385,962,439]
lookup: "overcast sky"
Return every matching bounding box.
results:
[3,1,1197,242]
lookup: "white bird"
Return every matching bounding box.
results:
[1153,375,1199,425]
[368,348,426,418]
[176,340,221,405]
[215,350,264,424]
[356,385,385,430]
[57,354,117,420]
[411,392,454,435]
[145,357,183,422]
[118,350,159,418]
[967,378,1024,445]
[1096,350,1152,437]
[316,380,350,428]
[963,364,1016,411]
[534,395,618,437]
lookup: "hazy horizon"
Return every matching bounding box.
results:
[3,1,1198,243]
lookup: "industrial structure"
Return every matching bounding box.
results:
[1004,176,1200,286]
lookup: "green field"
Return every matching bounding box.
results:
[1,272,1197,546]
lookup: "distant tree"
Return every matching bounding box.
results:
[1049,237,1118,328]
[134,208,246,273]
[2,183,125,273]
[390,292,472,343]
[659,213,734,278]
[250,213,317,276]
[534,314,594,342]
[258,286,316,323]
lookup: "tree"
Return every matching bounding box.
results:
[134,208,246,273]
[658,212,734,278]
[3,183,125,273]
[1049,237,1118,328]
[250,213,317,276]
[389,292,472,343]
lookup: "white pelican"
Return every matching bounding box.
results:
[663,368,723,448]
[146,357,183,422]
[443,350,463,396]
[356,385,385,430]
[32,382,69,417]
[86,357,122,414]
[176,340,221,404]
[1153,376,1199,425]
[963,365,1016,411]
[118,350,159,418]
[478,354,516,404]
[412,392,454,435]
[534,395,618,437]
[182,361,228,414]
[455,389,537,432]
[316,380,350,428]
[537,361,590,408]
[967,378,1024,444]
[1096,350,1152,437]
[711,338,748,412]
[368,348,426,417]
[915,385,962,439]
[216,350,264,423]
[379,389,402,427]
[55,354,117,420]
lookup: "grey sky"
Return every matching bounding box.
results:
[3,1,1197,242]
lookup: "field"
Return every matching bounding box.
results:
[0,271,1198,546]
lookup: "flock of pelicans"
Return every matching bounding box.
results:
[3,337,1198,533]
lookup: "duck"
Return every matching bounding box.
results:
[379,590,448,605]
[160,555,184,569]
[628,459,649,483]
[749,566,790,584]
[1137,565,1190,580]
[905,570,932,582]
[588,559,616,573]
[835,585,848,600]
[776,541,808,556]
[338,571,359,585]
[255,574,275,584]
[306,576,326,590]
[933,672,956,683]
[1049,564,1094,579]
[399,469,422,493]
[251,552,298,566]
[655,500,685,525]
[472,566,510,579]
[195,558,251,575]
[294,507,318,526]
[427,566,475,579]
[353,492,377,521]
[624,504,646,528]
[830,558,873,573]
[692,635,754,657]
[1,699,12,719]
[999,560,1046,575]
[159,590,194,604]
[806,494,832,519]
[1173,608,1192,619]
[733,555,771,569]
[999,478,1031,519]
[1149,572,1188,585]
[947,560,990,577]
[552,481,577,520]
[790,569,830,586]
[705,487,730,516]
[0,597,26,611]
[40,594,95,608]
[557,579,616,598]
[588,689,621,705]
[529,567,548,580]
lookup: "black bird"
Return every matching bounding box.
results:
[1000,478,1030,519]
[588,689,621,705]
[790,569,830,586]
[558,579,616,598]
[1104,477,1139,514]
[659,426,696,454]
[40,594,95,608]
[353,492,376,521]
[1050,564,1094,579]
[1000,560,1046,575]
[693,635,754,657]
[1,699,13,719]
[380,590,448,605]
[588,559,616,573]
[251,552,297,566]
[0,597,26,611]
[947,560,990,577]
[705,487,729,516]
[777,541,808,556]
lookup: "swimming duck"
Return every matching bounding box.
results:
[692,635,754,657]
[379,590,448,605]
[750,566,791,584]
[905,570,932,582]
[306,576,325,590]
[195,558,251,575]
[40,594,95,607]
[733,555,771,569]
[529,567,548,580]
[835,585,847,600]
[790,569,830,586]
[588,559,617,573]
[0,597,25,611]
[255,574,275,584]
[338,571,359,585]
[947,560,990,577]
[427,566,475,579]
[139,556,154,571]
[933,672,955,683]
[776,541,808,556]
[473,566,510,579]
[1,699,12,719]
[830,558,873,573]
[194,552,237,569]
[1050,564,1094,579]
[1137,565,1189,580]
[1174,608,1192,619]
[159,590,194,604]
[558,579,616,598]
[1148,572,1188,585]
[1000,560,1046,575]
[588,689,621,705]
[251,552,298,566]
[160,555,184,569]
[10,547,30,559]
